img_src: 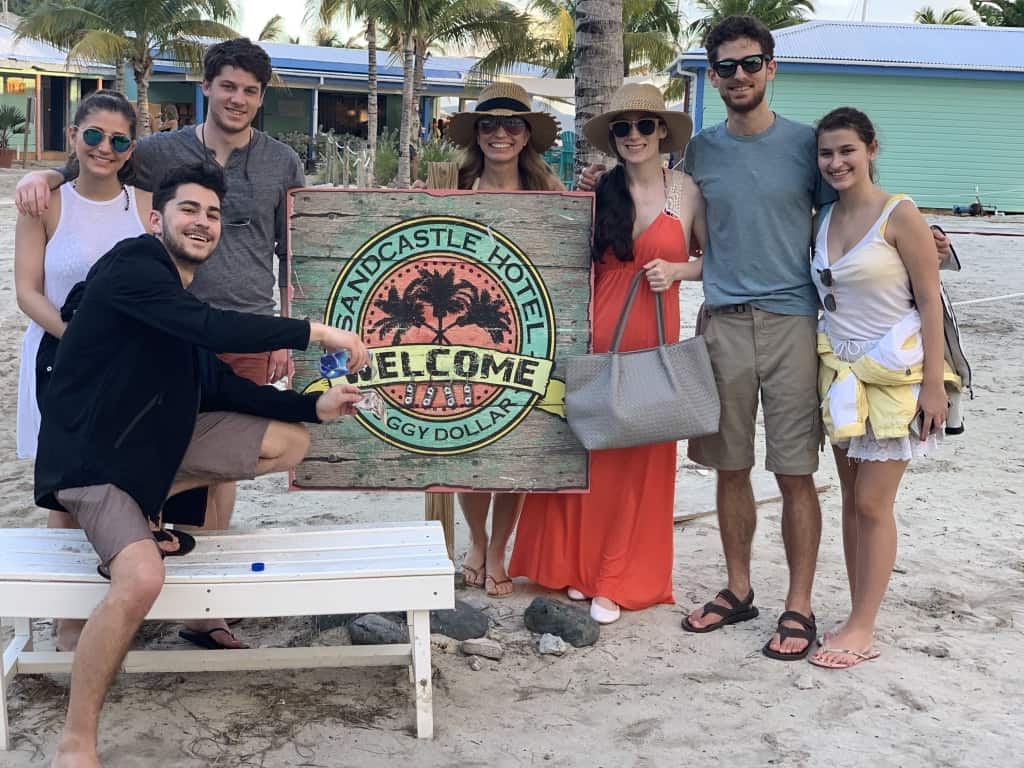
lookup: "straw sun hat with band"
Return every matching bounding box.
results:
[447,82,560,153]
[583,82,693,157]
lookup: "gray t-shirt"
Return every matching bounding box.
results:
[684,114,836,317]
[133,127,304,315]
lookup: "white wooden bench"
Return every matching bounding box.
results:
[0,521,454,748]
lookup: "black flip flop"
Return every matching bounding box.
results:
[153,529,196,557]
[762,610,817,661]
[178,627,250,650]
[681,589,759,633]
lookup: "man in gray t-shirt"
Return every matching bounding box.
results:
[677,17,829,661]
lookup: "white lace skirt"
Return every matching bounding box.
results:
[828,336,941,463]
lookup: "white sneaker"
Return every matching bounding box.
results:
[590,597,620,624]
[567,587,587,601]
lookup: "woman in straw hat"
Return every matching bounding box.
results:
[440,82,563,597]
[510,83,706,623]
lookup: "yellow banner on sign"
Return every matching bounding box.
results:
[355,344,553,397]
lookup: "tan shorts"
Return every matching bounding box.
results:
[687,306,820,475]
[57,412,270,565]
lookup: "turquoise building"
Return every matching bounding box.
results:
[672,21,1024,213]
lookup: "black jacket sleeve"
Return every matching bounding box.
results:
[110,237,312,353]
[199,352,321,423]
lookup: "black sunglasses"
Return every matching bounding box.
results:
[610,118,659,138]
[477,116,528,136]
[712,54,773,79]
[80,127,133,153]
[817,268,837,312]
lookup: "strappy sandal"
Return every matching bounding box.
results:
[681,589,759,633]
[460,563,486,589]
[762,610,817,661]
[809,646,880,670]
[95,530,194,580]
[485,574,514,598]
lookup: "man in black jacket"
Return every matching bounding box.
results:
[37,163,368,768]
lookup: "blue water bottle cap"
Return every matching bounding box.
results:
[251,562,265,572]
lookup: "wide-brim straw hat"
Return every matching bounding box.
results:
[447,81,560,153]
[583,82,693,156]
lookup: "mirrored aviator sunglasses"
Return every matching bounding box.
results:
[81,127,133,153]
[610,118,659,139]
[476,117,527,136]
[712,54,772,78]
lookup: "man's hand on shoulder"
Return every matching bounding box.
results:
[315,382,363,422]
[15,170,64,216]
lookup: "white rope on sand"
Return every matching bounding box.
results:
[953,292,1024,307]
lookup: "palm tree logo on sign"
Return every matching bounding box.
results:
[304,216,563,455]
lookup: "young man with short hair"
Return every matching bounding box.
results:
[17,38,307,648]
[37,163,366,768]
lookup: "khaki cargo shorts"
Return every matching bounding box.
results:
[688,305,820,476]
[57,412,270,566]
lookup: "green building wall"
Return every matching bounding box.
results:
[696,71,1024,213]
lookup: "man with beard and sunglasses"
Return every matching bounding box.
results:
[16,38,305,650]
[580,15,950,661]
[36,162,367,768]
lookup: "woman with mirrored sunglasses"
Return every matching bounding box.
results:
[511,83,707,625]
[421,83,563,597]
[16,90,147,461]
[809,107,956,671]
[14,90,148,649]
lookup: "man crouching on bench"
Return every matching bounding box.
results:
[33,162,368,768]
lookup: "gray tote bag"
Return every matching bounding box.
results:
[565,271,720,450]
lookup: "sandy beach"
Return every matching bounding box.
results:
[0,166,1021,768]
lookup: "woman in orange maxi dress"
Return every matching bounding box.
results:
[509,83,706,623]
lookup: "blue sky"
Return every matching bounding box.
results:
[236,0,976,46]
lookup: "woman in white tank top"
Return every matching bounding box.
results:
[808,108,948,670]
[15,91,147,460]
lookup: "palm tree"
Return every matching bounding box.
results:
[258,14,287,41]
[455,285,512,343]
[382,0,536,186]
[17,0,237,137]
[687,0,814,43]
[970,0,1024,27]
[309,0,383,184]
[412,267,473,344]
[914,6,979,25]
[529,0,681,79]
[574,0,624,174]
[371,284,428,344]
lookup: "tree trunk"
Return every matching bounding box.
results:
[397,34,415,188]
[574,0,624,177]
[366,18,378,186]
[114,54,126,94]
[135,60,153,138]
[412,38,426,147]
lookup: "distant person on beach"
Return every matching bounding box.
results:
[36,162,367,768]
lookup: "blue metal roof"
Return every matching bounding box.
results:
[672,20,1024,74]
[0,23,113,75]
[153,40,547,89]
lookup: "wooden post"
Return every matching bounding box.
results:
[34,74,42,161]
[423,160,462,561]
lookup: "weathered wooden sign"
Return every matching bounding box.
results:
[288,189,593,492]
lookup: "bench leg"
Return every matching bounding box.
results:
[1,619,33,750]
[408,609,433,739]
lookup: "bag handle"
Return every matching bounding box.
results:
[609,271,666,352]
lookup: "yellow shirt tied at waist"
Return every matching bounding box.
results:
[818,310,962,441]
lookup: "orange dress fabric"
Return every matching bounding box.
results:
[509,211,687,610]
